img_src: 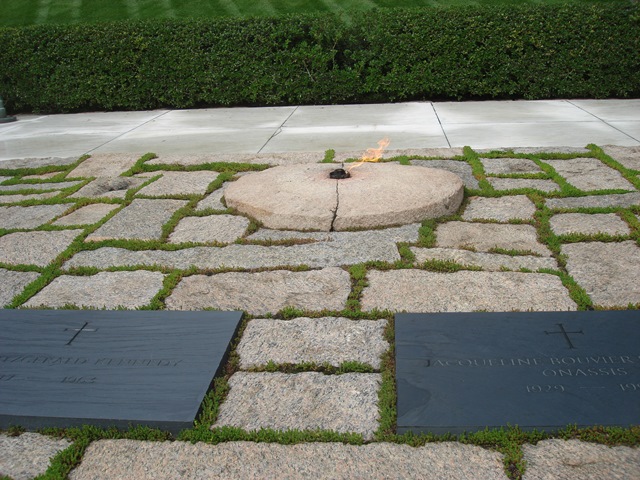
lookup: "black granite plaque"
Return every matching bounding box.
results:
[0,309,242,434]
[396,310,640,434]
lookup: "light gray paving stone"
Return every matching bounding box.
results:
[237,317,388,369]
[165,267,350,315]
[546,192,640,209]
[543,158,635,191]
[436,221,552,256]
[0,180,82,192]
[522,439,640,480]
[136,171,219,197]
[409,160,479,189]
[361,269,576,312]
[0,176,12,183]
[0,204,70,229]
[214,372,381,440]
[562,241,640,307]
[168,214,249,244]
[476,147,590,155]
[480,157,541,174]
[23,271,165,309]
[0,230,82,266]
[462,195,536,221]
[86,198,188,241]
[195,187,226,211]
[21,172,60,180]
[147,152,322,167]
[602,145,640,171]
[487,178,560,192]
[0,433,72,480]
[411,247,558,272]
[247,223,419,243]
[549,213,630,236]
[69,440,507,480]
[335,148,465,162]
[52,203,121,226]
[0,157,78,169]
[0,192,59,203]
[70,176,148,199]
[0,268,40,306]
[67,153,140,178]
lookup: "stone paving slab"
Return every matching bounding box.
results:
[436,222,552,256]
[146,152,323,167]
[543,158,635,191]
[0,268,40,306]
[409,159,479,189]
[214,372,381,440]
[602,145,640,171]
[237,317,388,369]
[22,172,60,180]
[86,198,188,241]
[23,271,165,309]
[0,157,79,169]
[67,153,140,178]
[165,268,350,315]
[0,203,70,229]
[411,247,558,272]
[52,203,121,226]
[487,178,560,192]
[549,213,630,236]
[521,439,640,480]
[0,230,82,266]
[0,433,72,480]
[480,157,541,174]
[69,440,507,480]
[70,176,148,199]
[0,192,59,203]
[167,214,250,244]
[462,195,536,221]
[136,171,219,197]
[195,187,226,211]
[0,176,11,183]
[561,241,640,307]
[247,224,419,243]
[361,270,576,312]
[546,192,640,209]
[0,180,82,192]
[334,147,465,162]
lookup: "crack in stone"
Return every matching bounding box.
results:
[329,163,342,232]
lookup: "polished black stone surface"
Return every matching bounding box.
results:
[0,309,243,434]
[396,310,640,434]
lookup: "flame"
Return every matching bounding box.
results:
[347,137,390,172]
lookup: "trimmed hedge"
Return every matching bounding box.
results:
[0,4,638,113]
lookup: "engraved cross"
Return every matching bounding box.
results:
[65,322,98,345]
[544,323,583,349]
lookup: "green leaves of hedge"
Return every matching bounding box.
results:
[0,4,638,113]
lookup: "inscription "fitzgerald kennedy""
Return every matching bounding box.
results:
[0,354,183,367]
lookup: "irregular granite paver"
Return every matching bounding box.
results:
[0,230,82,266]
[411,247,558,272]
[462,195,536,221]
[146,152,322,167]
[487,178,559,192]
[546,192,640,209]
[247,224,419,243]
[549,213,630,236]
[214,372,381,440]
[562,241,640,307]
[409,160,479,189]
[436,222,552,256]
[21,172,60,180]
[69,440,506,480]
[23,271,165,309]
[68,153,140,178]
[0,192,59,203]
[0,157,78,169]
[602,145,640,171]
[136,171,219,196]
[165,267,350,315]
[0,268,40,306]
[0,433,72,480]
[361,270,576,312]
[480,157,541,174]
[70,176,148,199]
[168,215,250,244]
[543,158,635,191]
[237,317,389,369]
[0,180,82,192]
[195,188,226,211]
[86,198,188,241]
[0,204,70,229]
[52,203,121,226]
[522,439,640,480]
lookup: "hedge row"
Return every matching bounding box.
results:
[0,4,638,113]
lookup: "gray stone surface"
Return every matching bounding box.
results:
[436,222,552,256]
[543,158,635,191]
[0,176,12,183]
[335,147,465,162]
[195,187,226,211]
[411,247,558,272]
[480,157,541,174]
[549,213,630,236]
[602,145,640,171]
[361,270,576,312]
[0,157,78,169]
[0,180,82,192]
[23,271,165,309]
[487,178,560,192]
[68,153,140,178]
[166,268,350,315]
[0,192,59,203]
[52,203,121,226]
[409,159,479,189]
[0,268,40,306]
[147,152,323,167]
[168,214,250,244]
[247,224,419,243]
[562,241,640,307]
[214,372,381,440]
[69,440,506,480]
[237,317,389,369]
[0,203,70,229]
[0,230,81,266]
[546,192,640,209]
[70,176,148,199]
[136,171,219,197]
[0,432,72,480]
[462,195,536,221]
[522,439,640,480]
[21,172,59,180]
[86,198,187,241]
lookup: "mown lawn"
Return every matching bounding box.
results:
[0,0,622,27]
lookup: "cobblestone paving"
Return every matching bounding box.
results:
[1,147,639,480]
